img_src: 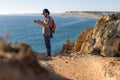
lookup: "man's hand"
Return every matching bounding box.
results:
[34,20,43,25]
[34,19,49,28]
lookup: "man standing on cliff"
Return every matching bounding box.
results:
[34,9,53,57]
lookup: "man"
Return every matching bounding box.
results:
[34,9,53,57]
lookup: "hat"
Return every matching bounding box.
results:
[42,9,50,15]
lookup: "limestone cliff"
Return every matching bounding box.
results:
[64,11,103,18]
[61,13,120,57]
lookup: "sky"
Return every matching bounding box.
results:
[0,0,120,14]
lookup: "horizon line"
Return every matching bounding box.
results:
[0,11,119,15]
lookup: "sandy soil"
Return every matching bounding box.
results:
[37,53,120,80]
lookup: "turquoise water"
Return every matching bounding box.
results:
[0,14,98,53]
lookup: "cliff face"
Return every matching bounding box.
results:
[61,13,120,57]
[64,11,101,18]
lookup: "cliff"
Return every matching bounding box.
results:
[64,11,118,18]
[61,13,120,57]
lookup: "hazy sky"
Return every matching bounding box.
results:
[0,0,120,14]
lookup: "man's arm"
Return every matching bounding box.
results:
[34,20,49,28]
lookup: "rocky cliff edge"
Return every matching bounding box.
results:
[61,13,120,57]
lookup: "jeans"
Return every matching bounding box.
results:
[43,35,51,57]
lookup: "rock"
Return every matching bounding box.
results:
[61,39,74,53]
[61,13,120,57]
[0,35,52,80]
[0,35,70,80]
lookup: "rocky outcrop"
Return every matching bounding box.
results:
[0,35,69,80]
[61,13,120,57]
[0,34,51,80]
[61,39,74,53]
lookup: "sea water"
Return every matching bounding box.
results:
[0,14,98,53]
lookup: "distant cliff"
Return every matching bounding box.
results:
[64,11,118,18]
[61,13,120,57]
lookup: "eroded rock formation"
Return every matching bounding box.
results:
[61,13,120,56]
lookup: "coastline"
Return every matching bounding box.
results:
[64,11,119,19]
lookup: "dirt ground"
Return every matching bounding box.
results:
[38,53,120,80]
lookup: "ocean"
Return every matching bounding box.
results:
[0,14,98,53]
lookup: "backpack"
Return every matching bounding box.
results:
[51,19,56,33]
[49,17,56,33]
